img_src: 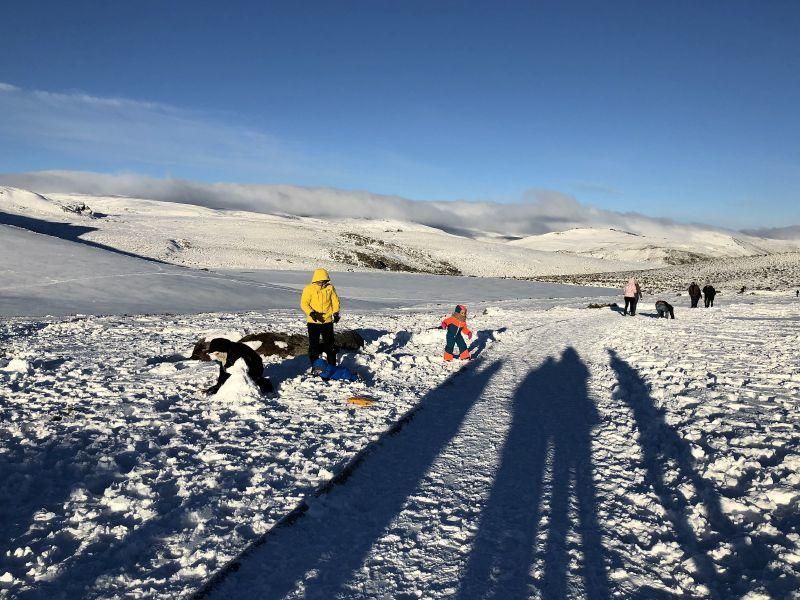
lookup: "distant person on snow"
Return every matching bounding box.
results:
[441,304,472,361]
[702,284,716,308]
[623,277,642,316]
[205,338,273,395]
[301,268,341,368]
[655,300,675,319]
[688,282,702,307]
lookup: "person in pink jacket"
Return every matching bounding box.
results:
[623,277,642,315]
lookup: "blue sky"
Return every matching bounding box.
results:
[1,1,799,228]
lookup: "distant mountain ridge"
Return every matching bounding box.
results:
[509,226,797,266]
[742,225,800,241]
[2,185,798,277]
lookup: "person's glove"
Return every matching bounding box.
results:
[333,312,340,323]
[310,311,324,323]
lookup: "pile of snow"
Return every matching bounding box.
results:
[211,359,266,417]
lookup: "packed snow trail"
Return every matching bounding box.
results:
[203,304,800,600]
[202,315,616,599]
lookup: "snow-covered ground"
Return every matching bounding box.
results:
[2,294,799,599]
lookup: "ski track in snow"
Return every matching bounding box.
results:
[1,299,800,599]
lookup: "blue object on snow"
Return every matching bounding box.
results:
[312,358,359,381]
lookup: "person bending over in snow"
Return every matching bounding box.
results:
[300,268,341,368]
[655,300,675,319]
[205,338,273,395]
[441,304,472,361]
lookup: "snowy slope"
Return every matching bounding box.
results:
[511,227,799,266]
[0,224,311,317]
[2,297,799,598]
[528,251,800,294]
[0,187,662,277]
[0,222,615,318]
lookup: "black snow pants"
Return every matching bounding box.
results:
[704,294,715,308]
[307,322,336,366]
[624,296,638,315]
[690,295,701,308]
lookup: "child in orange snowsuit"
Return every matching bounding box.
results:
[441,304,472,361]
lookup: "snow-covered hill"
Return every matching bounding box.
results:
[3,185,800,288]
[527,251,800,295]
[0,221,616,318]
[1,187,641,278]
[511,226,798,266]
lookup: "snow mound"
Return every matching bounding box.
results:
[212,359,265,417]
[0,358,31,374]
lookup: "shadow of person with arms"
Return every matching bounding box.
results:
[458,347,611,600]
[199,358,503,600]
[608,350,797,599]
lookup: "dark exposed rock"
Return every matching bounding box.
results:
[238,332,307,358]
[61,202,101,217]
[334,330,366,353]
[192,330,366,360]
[190,339,212,361]
[587,302,618,309]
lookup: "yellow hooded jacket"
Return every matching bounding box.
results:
[300,268,341,324]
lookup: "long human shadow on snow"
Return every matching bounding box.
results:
[458,347,610,600]
[0,431,95,587]
[608,350,797,599]
[198,358,502,599]
[16,409,257,599]
[469,327,508,358]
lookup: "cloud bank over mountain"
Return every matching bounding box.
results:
[0,170,733,239]
[742,225,800,241]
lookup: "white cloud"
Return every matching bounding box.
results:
[0,82,348,182]
[0,83,763,238]
[742,225,800,240]
[0,81,458,194]
[0,169,728,238]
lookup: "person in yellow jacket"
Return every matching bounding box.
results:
[300,268,341,366]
